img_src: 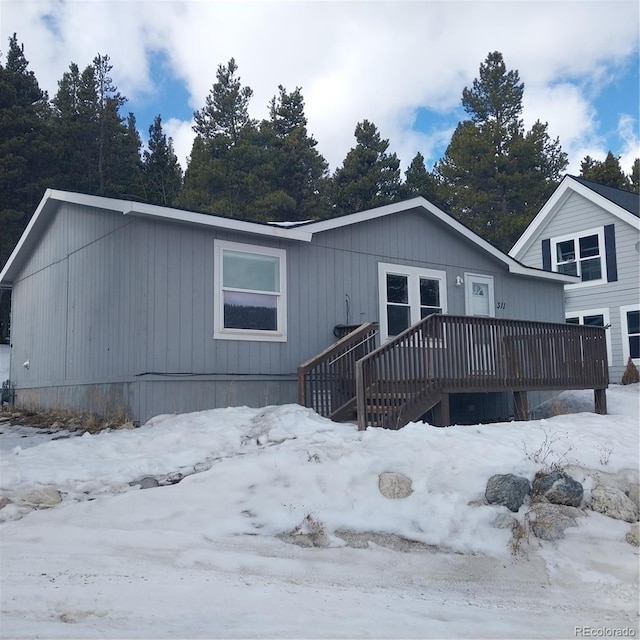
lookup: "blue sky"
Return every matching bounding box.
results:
[3,1,639,176]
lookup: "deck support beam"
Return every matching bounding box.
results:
[594,388,607,415]
[432,393,450,427]
[513,391,528,421]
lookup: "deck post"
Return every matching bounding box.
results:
[513,391,528,421]
[432,393,450,427]
[594,388,607,415]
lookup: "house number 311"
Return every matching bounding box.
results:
[496,301,506,309]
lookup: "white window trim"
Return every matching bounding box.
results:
[213,239,287,342]
[377,262,447,342]
[620,304,640,365]
[551,226,606,289]
[565,307,612,365]
[464,273,495,317]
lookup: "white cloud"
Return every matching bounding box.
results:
[163,117,196,172]
[617,114,640,174]
[2,0,638,175]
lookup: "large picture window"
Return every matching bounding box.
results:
[214,240,287,341]
[378,263,447,341]
[551,227,605,285]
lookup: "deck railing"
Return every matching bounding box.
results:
[298,322,379,420]
[355,314,609,430]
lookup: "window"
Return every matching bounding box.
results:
[620,305,640,364]
[550,227,606,285]
[378,263,447,341]
[214,240,287,341]
[565,308,611,364]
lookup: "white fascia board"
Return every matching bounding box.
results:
[0,188,58,283]
[122,201,313,241]
[510,176,640,258]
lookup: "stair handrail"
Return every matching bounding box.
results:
[298,322,379,416]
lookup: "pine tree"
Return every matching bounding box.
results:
[142,115,183,206]
[401,152,442,205]
[331,120,401,216]
[0,34,55,341]
[630,158,640,194]
[580,151,632,190]
[436,51,568,251]
[261,85,330,220]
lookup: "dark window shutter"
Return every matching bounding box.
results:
[542,239,551,271]
[604,224,618,282]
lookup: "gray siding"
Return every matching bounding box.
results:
[9,202,567,422]
[517,191,640,381]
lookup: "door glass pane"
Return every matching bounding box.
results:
[387,274,408,304]
[387,305,410,336]
[419,278,439,307]
[583,314,604,327]
[579,235,599,258]
[223,291,277,330]
[223,250,279,292]
[557,240,575,262]
[580,258,601,281]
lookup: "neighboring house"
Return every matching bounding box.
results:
[1,190,591,426]
[510,175,640,383]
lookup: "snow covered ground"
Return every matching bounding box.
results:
[0,366,638,637]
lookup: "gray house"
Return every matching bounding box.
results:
[510,176,640,383]
[1,189,607,427]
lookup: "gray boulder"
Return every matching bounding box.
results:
[626,524,639,547]
[529,502,584,541]
[0,496,12,510]
[378,472,413,499]
[485,474,531,512]
[532,470,583,507]
[590,484,639,523]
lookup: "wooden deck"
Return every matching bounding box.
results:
[298,315,609,430]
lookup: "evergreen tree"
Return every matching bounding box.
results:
[630,158,640,194]
[261,85,330,220]
[435,51,568,251]
[0,34,55,340]
[580,151,632,190]
[51,55,143,199]
[401,152,442,205]
[331,119,401,216]
[193,58,254,145]
[142,115,183,206]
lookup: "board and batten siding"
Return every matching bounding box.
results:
[516,190,640,381]
[9,201,567,422]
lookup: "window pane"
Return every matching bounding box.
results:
[566,317,579,324]
[420,278,440,307]
[557,240,575,262]
[224,291,277,330]
[583,314,604,327]
[420,307,442,319]
[558,261,578,276]
[627,310,640,335]
[630,336,640,359]
[387,305,410,336]
[223,250,279,292]
[579,235,599,258]
[580,258,601,281]
[387,274,408,304]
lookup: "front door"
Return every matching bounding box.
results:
[464,274,495,373]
